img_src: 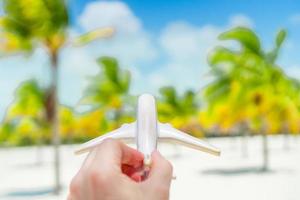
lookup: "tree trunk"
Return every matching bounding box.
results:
[35,138,43,166]
[35,123,45,166]
[230,136,238,150]
[261,122,269,171]
[115,108,122,128]
[282,122,290,151]
[50,52,61,194]
[241,131,248,158]
[283,132,290,151]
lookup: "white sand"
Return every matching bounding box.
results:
[0,135,299,200]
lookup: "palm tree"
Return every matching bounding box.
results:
[75,108,108,141]
[82,56,132,129]
[0,121,16,146]
[158,86,200,136]
[59,106,76,143]
[203,27,295,170]
[157,86,199,158]
[6,79,47,164]
[7,80,45,120]
[0,0,113,194]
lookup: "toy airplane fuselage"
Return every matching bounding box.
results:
[75,94,220,165]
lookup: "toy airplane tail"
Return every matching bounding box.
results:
[75,94,220,161]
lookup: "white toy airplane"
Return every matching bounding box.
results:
[75,94,220,166]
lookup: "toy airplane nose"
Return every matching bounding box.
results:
[75,94,220,163]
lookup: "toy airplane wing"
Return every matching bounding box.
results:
[74,123,135,155]
[158,122,220,156]
[75,94,220,162]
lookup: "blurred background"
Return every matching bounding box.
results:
[0,0,300,199]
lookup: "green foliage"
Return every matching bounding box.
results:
[157,86,202,136]
[219,27,261,55]
[203,26,300,135]
[0,80,51,146]
[1,0,69,53]
[266,29,287,64]
[0,12,298,147]
[0,0,116,148]
[82,56,133,127]
[208,47,237,67]
[276,29,287,48]
[204,77,231,106]
[73,28,114,46]
[0,121,16,145]
[7,80,45,119]
[83,56,131,107]
[158,86,198,120]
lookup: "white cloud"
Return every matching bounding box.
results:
[78,1,157,65]
[160,22,221,61]
[152,22,221,93]
[58,47,100,106]
[148,72,171,89]
[150,14,253,93]
[79,1,141,34]
[284,65,300,80]
[0,3,255,119]
[77,0,158,95]
[0,48,50,120]
[289,14,300,25]
[78,2,254,95]
[229,14,254,28]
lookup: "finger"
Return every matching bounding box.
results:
[146,150,173,186]
[122,164,144,181]
[69,169,88,200]
[80,148,98,171]
[121,164,136,176]
[90,139,144,172]
[121,144,144,167]
[131,172,142,182]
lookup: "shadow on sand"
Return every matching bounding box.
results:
[11,161,47,169]
[2,187,56,198]
[201,167,277,176]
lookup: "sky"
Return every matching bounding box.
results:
[0,0,300,120]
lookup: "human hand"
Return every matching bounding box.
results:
[68,139,173,200]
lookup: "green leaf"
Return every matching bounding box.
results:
[181,90,197,113]
[83,56,131,110]
[275,29,287,48]
[119,70,131,92]
[208,47,237,65]
[204,77,231,104]
[219,27,261,55]
[265,29,287,63]
[98,57,119,83]
[159,86,177,105]
[73,27,114,46]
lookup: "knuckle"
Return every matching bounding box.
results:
[88,168,111,187]
[87,168,101,182]
[98,138,124,156]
